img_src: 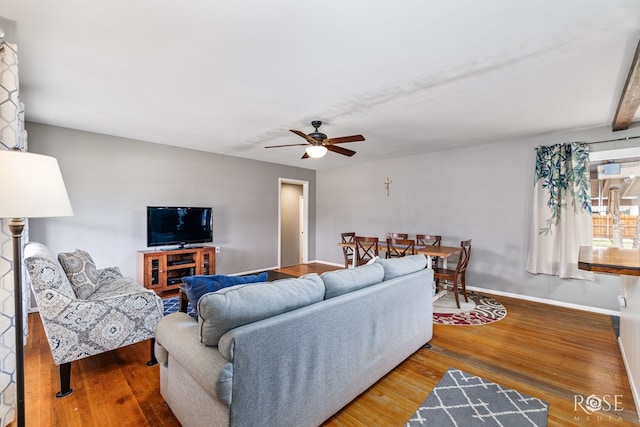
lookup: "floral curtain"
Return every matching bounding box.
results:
[526,142,595,280]
[0,38,28,427]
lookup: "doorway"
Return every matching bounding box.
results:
[279,178,309,267]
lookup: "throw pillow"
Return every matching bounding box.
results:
[198,273,325,345]
[366,256,379,265]
[97,266,123,284]
[182,272,269,307]
[58,249,100,299]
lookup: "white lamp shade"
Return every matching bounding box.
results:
[305,145,328,158]
[0,151,73,218]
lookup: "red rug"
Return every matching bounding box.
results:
[433,291,506,325]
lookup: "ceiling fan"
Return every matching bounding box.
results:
[265,120,365,159]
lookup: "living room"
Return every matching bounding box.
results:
[24,121,639,313]
[2,1,640,426]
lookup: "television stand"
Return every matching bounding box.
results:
[137,246,216,294]
[160,244,204,251]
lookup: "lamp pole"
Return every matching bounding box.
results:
[8,218,25,427]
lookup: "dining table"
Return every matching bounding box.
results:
[338,240,461,269]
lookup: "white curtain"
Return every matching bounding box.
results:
[0,39,28,427]
[526,142,595,280]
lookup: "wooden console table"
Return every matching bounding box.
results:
[578,246,640,419]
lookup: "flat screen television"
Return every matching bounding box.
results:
[146,206,213,248]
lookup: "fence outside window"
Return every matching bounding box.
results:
[592,214,638,247]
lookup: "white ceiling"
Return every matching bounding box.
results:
[2,0,640,170]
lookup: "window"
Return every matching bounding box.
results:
[590,149,640,248]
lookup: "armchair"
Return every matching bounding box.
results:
[24,242,163,397]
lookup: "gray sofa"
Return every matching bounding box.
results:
[155,255,434,427]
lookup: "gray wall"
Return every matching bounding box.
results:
[27,121,640,311]
[316,125,640,312]
[26,122,316,278]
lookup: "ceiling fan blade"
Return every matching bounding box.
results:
[264,143,309,148]
[327,145,356,157]
[324,134,365,145]
[301,152,310,159]
[290,129,317,144]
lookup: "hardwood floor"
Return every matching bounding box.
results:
[15,263,639,426]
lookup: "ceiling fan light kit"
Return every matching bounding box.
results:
[264,120,365,159]
[305,145,328,158]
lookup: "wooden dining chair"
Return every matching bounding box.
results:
[386,232,408,239]
[340,232,356,268]
[385,233,408,258]
[355,236,379,266]
[386,238,415,258]
[416,234,442,267]
[433,239,472,309]
[416,234,441,247]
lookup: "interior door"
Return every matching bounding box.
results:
[279,179,309,267]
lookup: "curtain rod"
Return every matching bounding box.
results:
[583,135,640,145]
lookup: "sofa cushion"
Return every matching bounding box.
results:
[182,272,269,308]
[198,273,325,345]
[321,263,384,299]
[375,254,428,281]
[58,249,100,299]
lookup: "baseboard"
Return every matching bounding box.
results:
[466,285,620,316]
[618,337,640,422]
[308,260,343,267]
[230,266,280,276]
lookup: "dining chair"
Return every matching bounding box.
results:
[341,232,356,268]
[416,234,442,267]
[385,233,408,258]
[386,232,408,239]
[386,238,415,258]
[355,236,379,266]
[433,239,472,309]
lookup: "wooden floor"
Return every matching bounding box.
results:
[14,263,639,426]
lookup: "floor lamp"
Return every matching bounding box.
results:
[0,150,73,427]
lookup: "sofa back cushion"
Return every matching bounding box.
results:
[375,254,427,281]
[182,272,269,308]
[321,263,384,299]
[58,249,100,299]
[198,273,325,345]
[24,242,76,299]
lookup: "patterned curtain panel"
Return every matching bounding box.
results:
[0,39,28,427]
[526,142,595,280]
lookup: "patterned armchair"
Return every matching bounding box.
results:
[24,242,163,397]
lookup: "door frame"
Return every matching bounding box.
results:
[278,178,309,267]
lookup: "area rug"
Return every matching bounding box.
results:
[433,291,506,325]
[162,296,196,317]
[406,368,549,427]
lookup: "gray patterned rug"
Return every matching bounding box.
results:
[406,368,548,426]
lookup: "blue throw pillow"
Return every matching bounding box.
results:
[182,272,269,307]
